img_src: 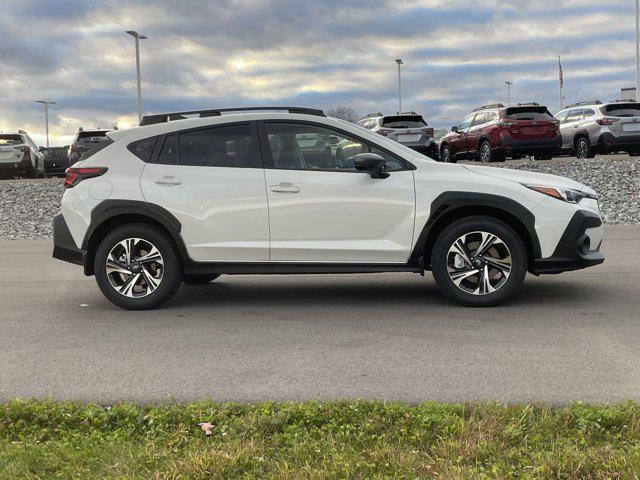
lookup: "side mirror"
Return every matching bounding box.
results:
[354,153,390,179]
[451,126,458,133]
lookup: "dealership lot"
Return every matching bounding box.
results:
[0,224,638,403]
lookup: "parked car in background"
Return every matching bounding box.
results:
[555,100,640,159]
[0,130,44,178]
[53,106,604,310]
[68,128,113,165]
[439,103,561,163]
[40,146,70,176]
[357,112,437,158]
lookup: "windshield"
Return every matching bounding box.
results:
[381,115,426,128]
[0,134,23,146]
[604,103,640,117]
[505,107,554,120]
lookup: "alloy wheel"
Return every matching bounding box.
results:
[441,146,451,162]
[480,143,492,163]
[105,238,164,298]
[576,139,588,159]
[446,231,512,295]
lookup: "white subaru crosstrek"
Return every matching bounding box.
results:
[52,107,605,310]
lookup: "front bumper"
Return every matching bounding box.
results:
[531,210,604,274]
[498,134,562,156]
[52,214,85,266]
[595,132,640,153]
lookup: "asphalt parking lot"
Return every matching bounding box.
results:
[1,225,639,404]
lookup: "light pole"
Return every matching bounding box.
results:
[395,58,403,114]
[126,30,147,124]
[505,81,513,106]
[35,100,55,178]
[636,0,639,101]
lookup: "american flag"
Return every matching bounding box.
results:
[558,56,564,88]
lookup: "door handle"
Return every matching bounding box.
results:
[270,183,300,193]
[154,176,182,186]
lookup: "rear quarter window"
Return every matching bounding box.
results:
[127,137,158,162]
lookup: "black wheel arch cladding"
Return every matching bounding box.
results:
[411,192,542,269]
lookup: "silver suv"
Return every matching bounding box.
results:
[356,112,437,157]
[555,100,640,159]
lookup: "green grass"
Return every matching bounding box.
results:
[2,400,640,479]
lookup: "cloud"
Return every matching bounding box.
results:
[0,0,636,145]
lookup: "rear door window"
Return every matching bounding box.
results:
[178,123,259,168]
[566,109,585,123]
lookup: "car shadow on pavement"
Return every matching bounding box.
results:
[159,275,610,311]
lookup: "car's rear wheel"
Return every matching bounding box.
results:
[574,137,594,160]
[182,274,221,284]
[440,144,456,163]
[431,216,527,307]
[94,224,182,310]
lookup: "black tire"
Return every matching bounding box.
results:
[440,144,456,163]
[574,136,594,160]
[628,151,640,158]
[510,154,523,160]
[431,216,527,307]
[182,274,221,284]
[94,223,182,310]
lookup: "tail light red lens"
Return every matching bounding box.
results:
[64,167,107,188]
[597,117,615,126]
[422,127,434,135]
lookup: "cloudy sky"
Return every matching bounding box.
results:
[0,0,636,146]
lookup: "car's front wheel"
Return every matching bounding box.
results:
[94,224,182,310]
[431,216,527,307]
[440,144,456,163]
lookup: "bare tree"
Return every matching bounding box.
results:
[326,106,359,123]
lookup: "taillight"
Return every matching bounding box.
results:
[64,167,107,188]
[498,120,517,128]
[422,127,434,136]
[597,117,615,126]
[377,128,394,136]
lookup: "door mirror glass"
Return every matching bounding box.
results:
[451,126,458,133]
[354,153,389,179]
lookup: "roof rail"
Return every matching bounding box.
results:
[399,111,419,115]
[564,100,603,109]
[365,112,383,118]
[515,102,540,106]
[606,99,638,104]
[140,106,325,126]
[473,103,505,112]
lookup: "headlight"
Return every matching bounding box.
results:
[523,184,597,204]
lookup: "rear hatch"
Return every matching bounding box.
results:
[602,103,640,137]
[380,115,434,144]
[0,134,26,163]
[502,106,558,140]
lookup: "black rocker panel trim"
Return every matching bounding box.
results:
[410,191,542,267]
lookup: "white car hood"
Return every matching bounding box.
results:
[463,164,586,192]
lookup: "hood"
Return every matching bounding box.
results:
[462,164,585,191]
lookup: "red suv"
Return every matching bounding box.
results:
[439,103,562,163]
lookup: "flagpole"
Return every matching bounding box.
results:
[558,56,563,111]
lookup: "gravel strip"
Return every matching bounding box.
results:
[0,156,638,240]
[498,156,640,225]
[0,179,64,239]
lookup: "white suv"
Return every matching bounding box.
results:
[0,130,45,178]
[52,107,605,310]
